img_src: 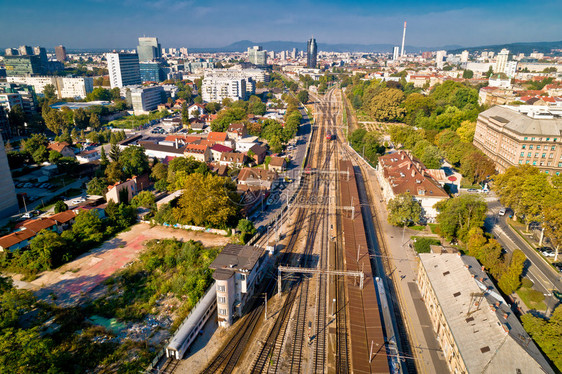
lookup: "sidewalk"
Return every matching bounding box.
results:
[353,153,449,374]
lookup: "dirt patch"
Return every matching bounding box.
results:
[13,223,231,306]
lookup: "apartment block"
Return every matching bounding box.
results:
[106,53,141,88]
[418,253,554,374]
[7,76,93,99]
[128,85,165,115]
[473,105,562,174]
[0,133,18,219]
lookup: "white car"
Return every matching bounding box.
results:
[498,208,506,216]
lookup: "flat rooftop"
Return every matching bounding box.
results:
[419,253,554,374]
[210,244,263,280]
[50,101,110,110]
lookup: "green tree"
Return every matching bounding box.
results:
[29,230,67,269]
[73,108,89,129]
[54,200,68,213]
[151,162,168,181]
[32,145,49,164]
[167,156,209,188]
[297,90,309,103]
[86,87,112,101]
[72,210,104,244]
[173,173,238,227]
[211,107,246,132]
[462,69,474,79]
[387,193,422,226]
[119,146,149,178]
[105,162,124,184]
[55,157,79,174]
[48,150,62,164]
[21,133,48,155]
[498,249,526,295]
[131,191,156,210]
[368,88,405,122]
[0,327,58,373]
[435,194,487,241]
[205,102,221,114]
[109,142,121,162]
[43,109,66,134]
[89,113,101,129]
[100,146,109,166]
[43,84,57,101]
[521,306,562,371]
[543,202,562,260]
[248,96,266,116]
[8,105,26,135]
[87,177,109,195]
[456,120,476,143]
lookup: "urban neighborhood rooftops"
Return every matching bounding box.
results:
[210,243,263,279]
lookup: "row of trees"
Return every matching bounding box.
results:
[349,128,386,165]
[493,165,562,254]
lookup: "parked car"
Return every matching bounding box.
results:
[498,208,506,216]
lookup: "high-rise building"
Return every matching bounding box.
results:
[180,47,188,57]
[0,132,19,219]
[55,45,67,62]
[306,37,317,68]
[18,45,33,56]
[3,55,45,76]
[392,46,400,61]
[106,53,142,89]
[247,46,267,66]
[291,48,298,59]
[0,82,38,119]
[137,37,162,62]
[4,48,18,56]
[201,70,252,103]
[6,76,93,99]
[128,85,166,115]
[435,50,447,69]
[139,62,166,83]
[460,50,469,63]
[494,48,510,74]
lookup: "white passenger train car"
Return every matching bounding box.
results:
[166,285,217,360]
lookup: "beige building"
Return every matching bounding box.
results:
[418,253,553,374]
[474,105,562,174]
[209,244,267,327]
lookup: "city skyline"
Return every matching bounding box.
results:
[1,0,561,49]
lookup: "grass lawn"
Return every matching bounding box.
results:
[428,223,441,235]
[409,225,426,231]
[517,287,547,311]
[109,111,170,129]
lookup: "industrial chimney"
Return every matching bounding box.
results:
[401,21,407,57]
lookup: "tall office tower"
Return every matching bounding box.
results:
[55,45,67,62]
[137,37,162,62]
[280,50,287,60]
[393,46,400,61]
[18,45,33,56]
[106,53,142,89]
[247,46,267,66]
[494,48,510,74]
[33,46,48,66]
[0,132,19,219]
[435,50,447,69]
[307,37,317,68]
[5,48,18,56]
[180,47,188,57]
[291,48,298,59]
[460,50,469,63]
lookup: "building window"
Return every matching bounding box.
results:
[547,138,550,141]
[535,153,539,158]
[217,285,226,292]
[548,162,552,166]
[540,162,544,166]
[550,153,554,158]
[519,160,523,164]
[531,137,535,141]
[551,146,556,151]
[522,145,526,149]
[533,161,537,166]
[542,153,546,158]
[545,170,549,174]
[526,160,530,164]
[528,152,532,157]
[524,137,528,140]
[529,145,533,150]
[218,296,226,304]
[520,152,525,157]
[537,145,541,150]
[219,308,227,316]
[559,163,562,168]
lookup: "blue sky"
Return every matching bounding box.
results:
[1,0,561,49]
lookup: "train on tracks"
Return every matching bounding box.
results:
[375,277,403,374]
[326,129,335,141]
[165,286,216,360]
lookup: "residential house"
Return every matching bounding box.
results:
[248,144,267,164]
[188,103,206,118]
[184,144,211,163]
[237,167,278,189]
[207,131,230,146]
[268,156,287,172]
[226,123,247,141]
[210,144,233,162]
[376,151,448,220]
[105,174,150,204]
[0,229,36,251]
[76,149,100,164]
[219,152,246,167]
[139,140,186,160]
[49,210,77,232]
[118,134,143,149]
[210,244,267,327]
[48,141,75,158]
[235,136,259,152]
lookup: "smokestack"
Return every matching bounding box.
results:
[401,21,407,57]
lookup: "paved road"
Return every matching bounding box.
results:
[485,199,561,313]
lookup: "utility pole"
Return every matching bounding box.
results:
[264,293,268,321]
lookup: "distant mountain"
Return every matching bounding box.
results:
[448,40,562,55]
[187,40,463,53]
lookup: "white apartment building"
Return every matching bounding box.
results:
[494,48,510,74]
[106,53,142,89]
[460,50,469,63]
[129,85,165,115]
[392,46,400,61]
[201,71,250,103]
[435,50,447,69]
[7,76,94,99]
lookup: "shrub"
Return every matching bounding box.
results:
[521,277,534,289]
[413,237,441,253]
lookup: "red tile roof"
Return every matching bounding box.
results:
[48,142,71,153]
[0,229,36,249]
[211,144,233,153]
[207,132,228,142]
